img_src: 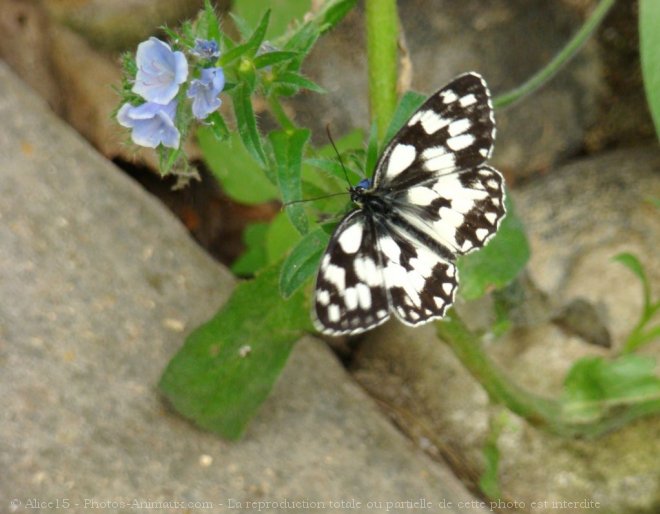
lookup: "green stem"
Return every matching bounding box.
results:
[436,310,660,438]
[365,0,398,142]
[437,311,562,429]
[269,96,296,131]
[493,0,616,109]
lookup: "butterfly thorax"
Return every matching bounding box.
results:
[350,186,391,218]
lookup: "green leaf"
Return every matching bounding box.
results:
[254,50,299,69]
[281,20,319,70]
[228,12,253,40]
[159,263,309,439]
[231,222,270,276]
[266,211,303,264]
[314,0,358,34]
[304,157,360,186]
[202,0,221,42]
[197,128,277,204]
[383,90,426,146]
[270,128,311,235]
[275,71,326,93]
[279,227,330,298]
[562,355,660,423]
[458,195,530,300]
[243,9,271,57]
[233,0,311,39]
[219,10,271,67]
[231,82,268,168]
[614,252,651,310]
[640,0,660,139]
[219,39,251,66]
[205,111,230,141]
[158,145,183,176]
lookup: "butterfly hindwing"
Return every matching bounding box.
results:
[391,164,506,255]
[374,72,495,191]
[377,224,458,326]
[313,210,390,336]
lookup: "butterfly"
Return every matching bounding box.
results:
[312,72,506,336]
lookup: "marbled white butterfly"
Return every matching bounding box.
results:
[313,73,506,336]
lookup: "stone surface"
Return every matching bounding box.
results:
[353,147,660,513]
[292,0,603,179]
[0,63,491,513]
[43,0,212,51]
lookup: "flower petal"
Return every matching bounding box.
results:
[117,100,180,149]
[132,37,188,104]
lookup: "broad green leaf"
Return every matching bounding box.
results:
[197,128,277,204]
[266,211,302,264]
[231,82,268,168]
[231,222,270,276]
[234,0,311,39]
[458,195,530,300]
[159,263,309,439]
[280,227,330,298]
[562,355,660,423]
[270,128,311,235]
[640,0,660,139]
[383,90,426,146]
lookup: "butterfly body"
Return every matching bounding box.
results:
[314,73,506,336]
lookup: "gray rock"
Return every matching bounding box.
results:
[0,63,490,513]
[293,0,602,179]
[353,147,660,513]
[42,0,211,52]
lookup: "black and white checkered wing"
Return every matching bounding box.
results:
[313,211,390,336]
[374,72,495,190]
[377,224,458,326]
[375,72,505,255]
[313,72,506,336]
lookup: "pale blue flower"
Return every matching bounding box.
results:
[117,100,180,149]
[133,37,188,104]
[186,67,225,120]
[191,39,220,59]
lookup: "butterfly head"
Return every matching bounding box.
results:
[350,177,372,204]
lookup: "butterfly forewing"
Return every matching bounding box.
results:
[374,72,495,191]
[313,211,390,336]
[313,72,506,336]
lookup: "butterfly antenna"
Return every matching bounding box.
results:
[282,191,349,208]
[325,124,352,189]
